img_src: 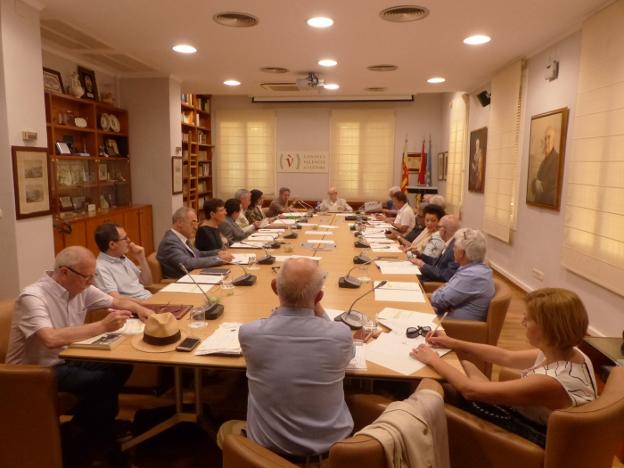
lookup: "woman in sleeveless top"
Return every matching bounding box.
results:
[246,189,266,223]
[411,288,597,446]
[196,198,229,251]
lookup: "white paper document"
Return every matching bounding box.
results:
[324,308,344,321]
[259,228,285,233]
[304,231,334,235]
[297,222,318,227]
[347,343,367,370]
[365,332,449,375]
[376,261,421,275]
[117,318,145,335]
[231,253,256,264]
[274,255,322,262]
[373,281,425,303]
[370,244,403,253]
[230,241,265,249]
[272,219,297,225]
[195,323,242,356]
[161,283,215,294]
[248,233,278,240]
[178,274,223,285]
[376,307,441,333]
[304,239,335,245]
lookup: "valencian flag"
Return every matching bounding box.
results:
[400,137,409,192]
[418,138,427,185]
[426,135,433,186]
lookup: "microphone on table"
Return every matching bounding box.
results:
[338,258,373,289]
[227,262,257,286]
[257,246,276,265]
[335,280,388,329]
[178,264,224,319]
[353,248,372,265]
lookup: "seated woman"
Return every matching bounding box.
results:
[397,204,445,258]
[220,198,249,245]
[411,287,597,447]
[430,228,494,321]
[317,187,353,212]
[246,189,266,223]
[196,198,229,251]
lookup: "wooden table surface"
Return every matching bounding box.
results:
[61,212,462,380]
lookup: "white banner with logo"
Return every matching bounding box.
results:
[277,151,328,173]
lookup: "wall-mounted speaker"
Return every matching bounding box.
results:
[477,90,491,107]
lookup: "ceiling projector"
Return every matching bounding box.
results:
[296,72,325,90]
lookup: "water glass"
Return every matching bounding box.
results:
[221,280,235,296]
[189,307,208,329]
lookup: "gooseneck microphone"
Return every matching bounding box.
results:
[178,264,224,319]
[257,247,276,265]
[228,262,257,286]
[338,259,372,289]
[335,280,388,329]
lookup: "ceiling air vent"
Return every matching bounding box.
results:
[367,64,398,72]
[380,5,430,22]
[260,67,289,74]
[213,12,259,27]
[365,87,388,92]
[261,83,301,92]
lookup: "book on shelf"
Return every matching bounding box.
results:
[70,332,124,350]
[198,150,208,161]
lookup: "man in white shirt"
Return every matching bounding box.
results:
[94,223,152,300]
[318,187,353,212]
[377,191,415,234]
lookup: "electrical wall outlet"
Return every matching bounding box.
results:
[532,268,545,281]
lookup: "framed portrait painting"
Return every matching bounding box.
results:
[468,127,487,193]
[77,66,98,100]
[172,157,183,194]
[526,108,569,210]
[11,146,52,219]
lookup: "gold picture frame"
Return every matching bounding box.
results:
[11,146,52,219]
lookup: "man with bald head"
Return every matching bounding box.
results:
[409,214,461,282]
[238,258,354,461]
[6,246,153,454]
[318,187,353,212]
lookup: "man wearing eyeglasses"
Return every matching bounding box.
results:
[94,223,152,300]
[6,245,153,461]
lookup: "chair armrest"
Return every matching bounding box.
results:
[442,319,488,343]
[445,404,544,468]
[329,434,386,468]
[346,393,392,432]
[222,435,297,468]
[422,282,444,293]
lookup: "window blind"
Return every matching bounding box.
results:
[445,94,468,213]
[329,110,395,200]
[216,110,275,199]
[483,60,524,243]
[561,1,624,296]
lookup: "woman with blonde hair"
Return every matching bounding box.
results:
[411,288,597,446]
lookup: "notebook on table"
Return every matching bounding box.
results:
[143,304,193,320]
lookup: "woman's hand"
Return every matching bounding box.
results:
[426,331,457,349]
[410,344,440,365]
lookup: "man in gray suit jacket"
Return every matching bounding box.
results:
[157,207,232,279]
[410,214,460,283]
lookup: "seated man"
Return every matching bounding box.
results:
[409,214,460,282]
[219,198,249,244]
[157,206,232,279]
[6,246,153,452]
[266,186,294,218]
[431,228,495,321]
[238,258,354,459]
[234,188,260,235]
[94,223,152,300]
[318,187,353,212]
[377,191,415,235]
[381,185,401,216]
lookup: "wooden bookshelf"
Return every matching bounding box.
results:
[180,93,213,215]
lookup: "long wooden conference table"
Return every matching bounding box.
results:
[61,211,462,449]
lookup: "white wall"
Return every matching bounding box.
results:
[120,77,181,240]
[211,95,445,202]
[0,0,54,296]
[457,30,624,335]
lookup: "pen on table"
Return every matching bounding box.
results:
[432,311,448,336]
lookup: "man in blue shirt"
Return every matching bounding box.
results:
[431,228,495,321]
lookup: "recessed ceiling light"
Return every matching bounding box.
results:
[172,44,197,54]
[224,79,241,86]
[324,83,339,90]
[463,34,491,45]
[318,59,337,67]
[427,77,445,84]
[307,17,334,28]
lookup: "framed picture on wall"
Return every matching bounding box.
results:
[526,107,569,210]
[77,66,98,100]
[11,146,52,219]
[437,152,448,181]
[43,67,64,94]
[468,127,487,193]
[172,157,183,194]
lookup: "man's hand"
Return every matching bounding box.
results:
[385,231,398,240]
[128,241,145,257]
[253,221,261,229]
[101,309,133,332]
[219,250,234,262]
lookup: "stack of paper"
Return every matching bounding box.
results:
[304,239,335,245]
[248,233,278,240]
[117,318,145,335]
[259,228,285,233]
[178,274,223,284]
[272,219,298,226]
[230,241,265,249]
[231,253,256,264]
[370,244,403,253]
[375,261,421,275]
[376,307,441,333]
[304,231,334,236]
[195,323,242,356]
[318,225,338,229]
[161,283,214,294]
[274,255,322,262]
[374,281,425,303]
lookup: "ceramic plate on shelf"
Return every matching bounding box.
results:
[100,113,110,131]
[109,114,120,133]
[74,117,88,128]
